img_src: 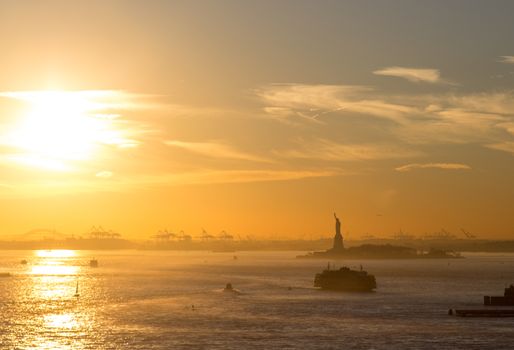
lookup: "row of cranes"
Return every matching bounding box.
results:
[88,226,121,239]
[151,229,236,242]
[21,227,122,241]
[388,228,478,240]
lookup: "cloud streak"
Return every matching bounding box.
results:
[257,84,415,124]
[275,139,418,162]
[95,170,113,178]
[164,140,270,162]
[373,66,442,83]
[395,163,471,172]
[258,83,514,158]
[499,56,514,64]
[486,142,514,155]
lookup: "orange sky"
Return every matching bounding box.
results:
[0,1,513,240]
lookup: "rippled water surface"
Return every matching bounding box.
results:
[1,250,514,349]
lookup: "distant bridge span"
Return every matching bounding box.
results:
[22,229,67,239]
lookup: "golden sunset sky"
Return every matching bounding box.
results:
[1,1,513,239]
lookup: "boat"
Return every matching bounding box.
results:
[314,265,376,292]
[20,259,28,265]
[484,285,514,306]
[0,272,11,277]
[89,259,99,268]
[223,283,241,294]
[74,280,79,297]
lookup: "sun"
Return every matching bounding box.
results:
[1,90,133,171]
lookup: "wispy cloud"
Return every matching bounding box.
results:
[373,66,442,83]
[0,168,343,198]
[164,140,270,162]
[275,139,418,161]
[153,169,339,185]
[95,170,113,178]
[258,84,514,158]
[486,142,514,155]
[257,84,414,124]
[395,163,471,172]
[499,56,514,64]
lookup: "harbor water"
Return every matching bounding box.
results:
[0,250,513,349]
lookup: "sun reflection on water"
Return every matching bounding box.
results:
[35,249,77,258]
[31,250,79,276]
[30,264,78,276]
[45,313,79,329]
[24,250,90,349]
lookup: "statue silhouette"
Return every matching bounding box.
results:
[332,212,344,252]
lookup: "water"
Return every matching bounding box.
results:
[1,250,514,349]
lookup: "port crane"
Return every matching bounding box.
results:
[199,228,214,241]
[177,230,192,241]
[218,230,234,240]
[88,226,121,239]
[461,228,476,239]
[152,229,176,242]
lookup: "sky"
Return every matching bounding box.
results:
[0,0,514,240]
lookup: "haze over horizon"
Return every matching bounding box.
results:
[1,0,514,239]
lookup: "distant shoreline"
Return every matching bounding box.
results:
[1,238,514,253]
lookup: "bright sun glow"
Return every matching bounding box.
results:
[1,90,135,171]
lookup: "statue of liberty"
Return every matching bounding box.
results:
[332,212,344,252]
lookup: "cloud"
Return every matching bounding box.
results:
[395,163,471,172]
[257,84,514,160]
[0,167,344,198]
[157,169,338,185]
[373,66,442,83]
[275,139,419,161]
[486,142,514,155]
[164,140,270,162]
[95,171,113,178]
[258,84,415,124]
[499,56,514,64]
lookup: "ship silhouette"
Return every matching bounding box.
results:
[314,264,377,292]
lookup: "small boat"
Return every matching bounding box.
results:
[89,259,99,268]
[20,260,28,265]
[223,283,241,294]
[0,272,11,277]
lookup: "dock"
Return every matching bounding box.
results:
[450,309,514,317]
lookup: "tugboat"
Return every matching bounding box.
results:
[223,283,242,294]
[223,283,234,292]
[314,264,377,292]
